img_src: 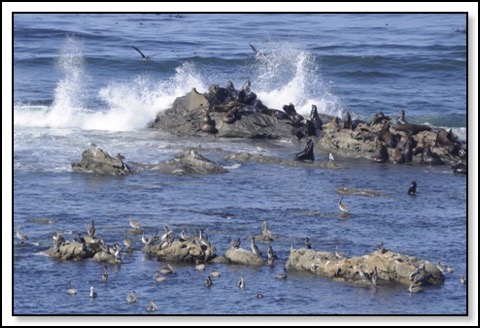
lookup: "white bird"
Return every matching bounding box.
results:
[16,225,28,243]
[329,153,335,161]
[126,290,137,304]
[67,281,77,295]
[339,197,349,214]
[89,286,97,299]
[335,245,347,259]
[147,300,157,312]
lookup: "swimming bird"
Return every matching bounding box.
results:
[154,272,166,283]
[147,300,157,312]
[159,264,174,275]
[335,245,347,259]
[195,260,206,271]
[126,290,137,304]
[129,215,141,230]
[460,274,466,285]
[338,197,349,214]
[251,237,262,257]
[408,181,417,196]
[87,220,95,237]
[408,282,423,293]
[304,237,312,249]
[16,225,28,243]
[256,293,264,298]
[130,45,160,61]
[89,286,97,299]
[329,153,335,161]
[210,269,221,278]
[446,264,453,273]
[67,281,77,295]
[238,275,245,289]
[101,265,109,282]
[275,268,288,280]
[204,275,213,288]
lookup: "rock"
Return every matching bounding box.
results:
[224,247,264,266]
[72,147,130,175]
[92,251,120,264]
[142,240,217,263]
[154,150,228,175]
[224,152,342,169]
[45,242,93,261]
[285,248,444,287]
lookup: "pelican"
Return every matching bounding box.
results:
[130,45,160,61]
[238,275,245,289]
[251,237,262,258]
[338,197,349,214]
[275,268,288,280]
[67,281,77,295]
[87,220,95,237]
[179,229,189,242]
[335,245,347,259]
[204,275,212,288]
[89,286,97,298]
[126,290,137,304]
[16,225,28,243]
[147,300,157,312]
[129,215,141,230]
[101,265,109,282]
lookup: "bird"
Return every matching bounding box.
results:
[154,272,166,283]
[335,245,347,259]
[147,300,157,312]
[130,45,160,61]
[89,286,97,299]
[210,269,221,278]
[16,225,28,243]
[408,282,423,293]
[338,197,349,214]
[204,275,212,288]
[123,234,133,250]
[397,109,407,124]
[87,220,95,237]
[101,265,109,282]
[374,241,384,250]
[249,43,266,58]
[67,281,77,295]
[256,293,264,299]
[329,153,335,161]
[251,237,262,257]
[275,268,288,280]
[195,260,206,271]
[371,267,378,286]
[304,237,312,249]
[129,215,141,230]
[408,181,417,196]
[460,274,466,285]
[238,275,245,289]
[158,264,174,275]
[446,264,453,274]
[436,260,444,273]
[126,290,137,304]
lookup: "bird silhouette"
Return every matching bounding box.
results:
[130,45,160,61]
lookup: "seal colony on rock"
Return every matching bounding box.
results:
[150,81,466,169]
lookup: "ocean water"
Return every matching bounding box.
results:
[12,13,467,315]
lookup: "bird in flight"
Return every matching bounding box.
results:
[130,45,160,61]
[249,44,266,59]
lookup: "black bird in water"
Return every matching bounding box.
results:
[408,181,417,196]
[130,45,160,61]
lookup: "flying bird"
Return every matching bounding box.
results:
[130,45,160,61]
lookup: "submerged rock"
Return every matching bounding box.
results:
[154,150,227,175]
[142,239,217,263]
[72,147,130,175]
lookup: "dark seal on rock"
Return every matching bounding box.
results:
[294,139,315,161]
[200,112,217,133]
[343,111,353,130]
[372,138,388,163]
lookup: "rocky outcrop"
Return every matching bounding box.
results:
[286,248,444,287]
[142,240,217,263]
[71,147,130,175]
[224,247,265,266]
[45,242,94,261]
[153,150,227,175]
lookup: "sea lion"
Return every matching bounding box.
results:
[372,138,388,163]
[402,136,414,163]
[322,116,340,131]
[392,145,405,164]
[392,123,431,135]
[310,105,323,131]
[408,181,417,195]
[370,111,390,126]
[343,111,353,130]
[378,122,398,148]
[422,146,444,165]
[222,108,238,124]
[200,112,216,133]
[294,139,315,161]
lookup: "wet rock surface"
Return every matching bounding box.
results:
[153,150,227,175]
[71,147,131,175]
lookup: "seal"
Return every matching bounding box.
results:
[370,111,390,126]
[294,138,315,161]
[422,146,444,165]
[222,108,238,124]
[372,138,388,163]
[200,112,217,133]
[402,136,414,163]
[310,105,323,131]
[392,145,405,164]
[342,111,353,130]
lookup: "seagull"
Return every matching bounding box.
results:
[67,281,77,295]
[460,274,466,285]
[329,153,335,161]
[130,45,160,61]
[89,286,97,299]
[147,300,157,312]
[338,197,349,214]
[238,275,245,289]
[16,225,28,243]
[126,290,137,304]
[249,43,266,58]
